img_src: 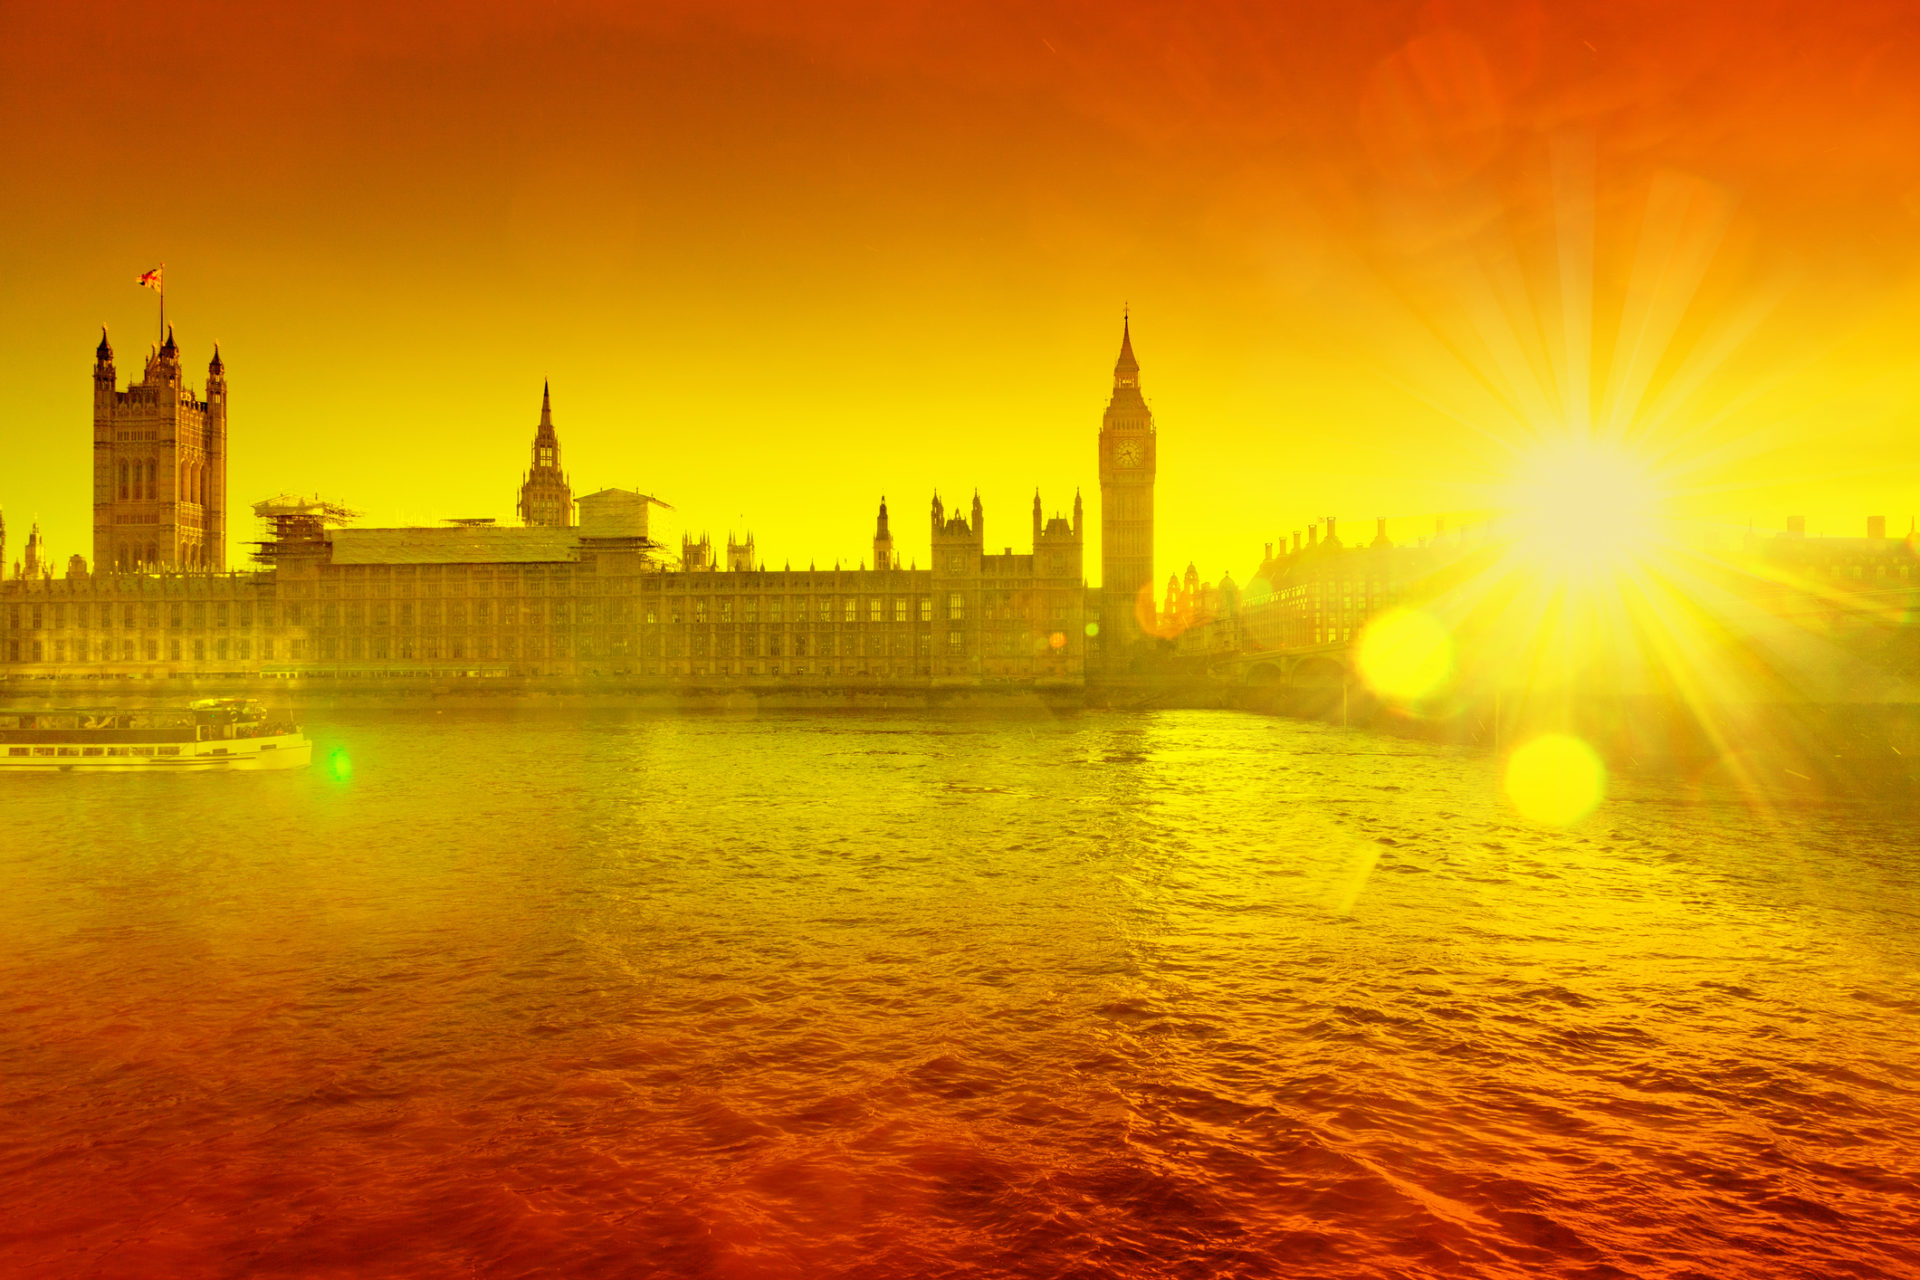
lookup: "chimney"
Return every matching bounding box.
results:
[1292,531,1301,553]
[1786,516,1806,537]
[1868,515,1886,540]
[1308,525,1319,548]
[1264,542,1273,562]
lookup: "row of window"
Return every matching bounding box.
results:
[8,746,183,757]
[7,592,1083,631]
[285,574,1076,599]
[6,638,260,663]
[5,625,1081,665]
[7,602,260,630]
[113,543,215,571]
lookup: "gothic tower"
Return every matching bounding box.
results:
[92,327,228,573]
[873,496,895,570]
[1098,314,1155,660]
[517,381,574,527]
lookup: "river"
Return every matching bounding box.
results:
[3,708,1916,1277]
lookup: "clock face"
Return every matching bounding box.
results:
[1115,441,1143,467]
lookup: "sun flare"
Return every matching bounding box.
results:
[1504,439,1666,576]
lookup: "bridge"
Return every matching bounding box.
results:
[1206,642,1352,687]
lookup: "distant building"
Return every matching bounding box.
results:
[3,318,1124,683]
[1235,517,1438,652]
[1,492,1087,683]
[92,327,228,571]
[1159,563,1242,659]
[517,382,574,527]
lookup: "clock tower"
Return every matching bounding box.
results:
[1098,314,1155,663]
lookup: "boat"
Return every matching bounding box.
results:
[0,698,312,771]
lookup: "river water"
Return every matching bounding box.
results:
[3,708,1916,1278]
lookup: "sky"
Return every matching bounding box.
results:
[4,0,1920,584]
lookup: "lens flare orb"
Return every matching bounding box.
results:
[1356,608,1454,701]
[1505,734,1606,825]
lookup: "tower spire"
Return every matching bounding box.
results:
[519,380,572,526]
[1115,311,1138,380]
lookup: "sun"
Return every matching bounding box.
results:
[1504,438,1665,575]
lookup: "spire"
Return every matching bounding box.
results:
[875,495,890,539]
[158,325,177,356]
[208,342,224,374]
[540,379,552,428]
[1115,311,1138,378]
[96,327,113,362]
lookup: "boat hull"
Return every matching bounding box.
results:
[0,733,312,772]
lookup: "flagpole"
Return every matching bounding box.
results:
[159,261,165,343]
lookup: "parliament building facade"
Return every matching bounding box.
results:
[2,321,1162,686]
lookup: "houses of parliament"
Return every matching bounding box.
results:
[0,317,1165,685]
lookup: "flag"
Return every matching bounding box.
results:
[138,266,163,291]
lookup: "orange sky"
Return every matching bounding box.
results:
[4,1,1920,583]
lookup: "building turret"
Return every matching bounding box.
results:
[1032,489,1043,545]
[1072,488,1083,537]
[873,496,895,570]
[146,325,181,384]
[727,532,755,572]
[93,328,115,414]
[972,491,984,544]
[24,521,44,578]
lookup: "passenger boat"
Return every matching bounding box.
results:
[0,698,311,771]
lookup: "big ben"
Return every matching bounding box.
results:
[1098,314,1155,664]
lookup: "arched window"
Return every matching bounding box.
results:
[199,462,209,505]
[181,461,189,501]
[145,460,156,501]
[118,461,129,501]
[145,541,156,568]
